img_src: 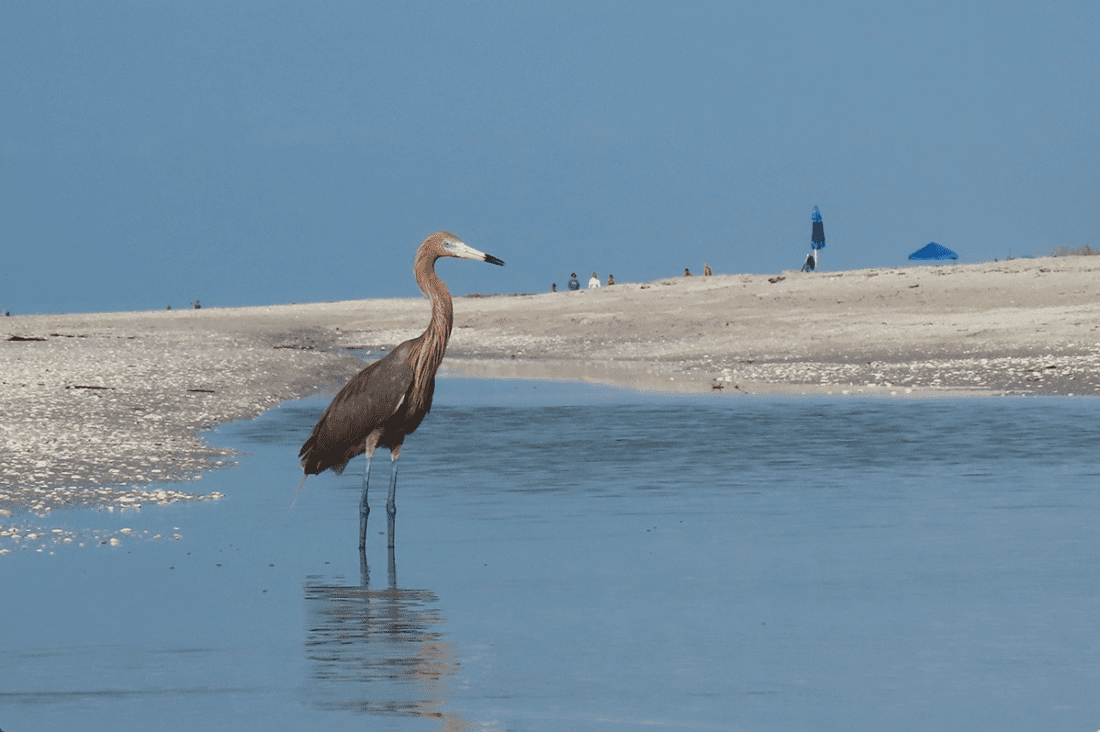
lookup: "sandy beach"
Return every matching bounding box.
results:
[2,255,1098,512]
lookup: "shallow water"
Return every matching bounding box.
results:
[2,380,1100,731]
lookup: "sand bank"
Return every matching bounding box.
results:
[2,255,1098,512]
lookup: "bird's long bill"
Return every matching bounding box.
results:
[448,240,505,266]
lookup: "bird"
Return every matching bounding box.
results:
[299,231,504,550]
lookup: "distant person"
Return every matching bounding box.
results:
[551,283,557,292]
[606,274,615,285]
[193,300,201,309]
[684,268,693,277]
[801,253,815,272]
[568,273,580,291]
[703,263,712,276]
[588,272,601,289]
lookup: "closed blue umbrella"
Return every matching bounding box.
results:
[810,206,825,269]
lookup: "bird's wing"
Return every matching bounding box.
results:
[299,345,416,469]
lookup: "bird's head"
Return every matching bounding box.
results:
[427,231,505,266]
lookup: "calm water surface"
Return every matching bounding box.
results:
[2,379,1099,731]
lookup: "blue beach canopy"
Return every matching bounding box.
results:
[908,242,958,261]
[811,206,825,250]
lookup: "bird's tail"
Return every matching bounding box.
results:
[299,432,324,475]
[290,473,308,510]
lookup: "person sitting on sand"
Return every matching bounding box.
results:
[588,272,601,289]
[607,274,615,285]
[684,268,692,277]
[568,273,580,291]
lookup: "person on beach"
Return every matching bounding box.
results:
[552,283,557,292]
[607,274,615,285]
[703,263,711,276]
[568,273,580,290]
[588,272,601,288]
[684,268,693,276]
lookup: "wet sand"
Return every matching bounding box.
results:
[2,255,1098,511]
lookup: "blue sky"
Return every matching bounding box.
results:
[2,1,1097,314]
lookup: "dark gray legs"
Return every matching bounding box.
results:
[358,539,398,589]
[359,453,399,551]
[359,456,372,552]
[386,458,399,549]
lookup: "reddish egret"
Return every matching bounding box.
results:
[299,231,504,550]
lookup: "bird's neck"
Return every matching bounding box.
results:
[409,258,453,407]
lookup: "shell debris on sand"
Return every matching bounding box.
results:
[0,521,185,555]
[1,306,364,515]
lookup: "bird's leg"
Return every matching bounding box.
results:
[359,543,371,588]
[359,455,372,552]
[387,543,397,589]
[386,448,401,549]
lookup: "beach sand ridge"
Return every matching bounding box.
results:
[2,255,1098,513]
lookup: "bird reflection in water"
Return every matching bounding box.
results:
[303,547,467,729]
